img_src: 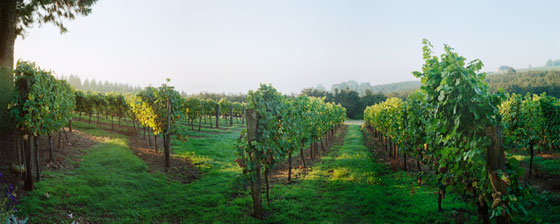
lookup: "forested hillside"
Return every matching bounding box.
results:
[331,69,560,98]
[61,74,142,93]
[330,80,420,96]
[486,70,560,97]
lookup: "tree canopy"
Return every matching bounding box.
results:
[14,0,97,36]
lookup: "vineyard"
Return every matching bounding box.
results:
[0,46,559,223]
[362,41,560,223]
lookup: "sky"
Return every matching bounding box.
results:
[14,0,560,94]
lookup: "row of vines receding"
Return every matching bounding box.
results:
[236,84,346,218]
[362,39,558,223]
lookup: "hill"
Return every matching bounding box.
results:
[330,80,420,96]
[332,69,560,98]
[486,70,560,97]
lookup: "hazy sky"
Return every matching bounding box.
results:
[14,0,560,94]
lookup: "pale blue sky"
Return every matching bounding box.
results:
[14,0,560,94]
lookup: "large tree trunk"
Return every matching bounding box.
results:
[0,0,16,134]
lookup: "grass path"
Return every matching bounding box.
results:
[17,122,257,223]
[263,123,466,223]
[18,122,469,223]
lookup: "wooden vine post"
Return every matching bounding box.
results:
[230,104,234,126]
[242,106,246,124]
[24,134,34,191]
[246,109,263,218]
[164,96,171,169]
[485,126,511,224]
[215,104,220,128]
[199,102,204,132]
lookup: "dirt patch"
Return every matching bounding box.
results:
[362,128,430,176]
[35,129,98,172]
[362,127,560,193]
[268,125,348,185]
[75,119,204,184]
[537,153,560,159]
[525,173,560,192]
[0,128,97,199]
[519,163,560,192]
[128,135,201,184]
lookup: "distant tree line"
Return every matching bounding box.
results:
[496,65,516,73]
[545,59,560,67]
[330,80,420,96]
[183,91,248,103]
[301,87,386,119]
[328,69,560,103]
[60,74,143,93]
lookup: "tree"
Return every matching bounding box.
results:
[359,89,386,113]
[333,87,361,119]
[299,87,326,98]
[0,0,97,132]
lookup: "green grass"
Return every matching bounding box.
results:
[16,122,467,223]
[18,124,258,223]
[509,154,560,175]
[17,121,558,223]
[73,112,245,135]
[263,124,469,223]
[529,191,560,223]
